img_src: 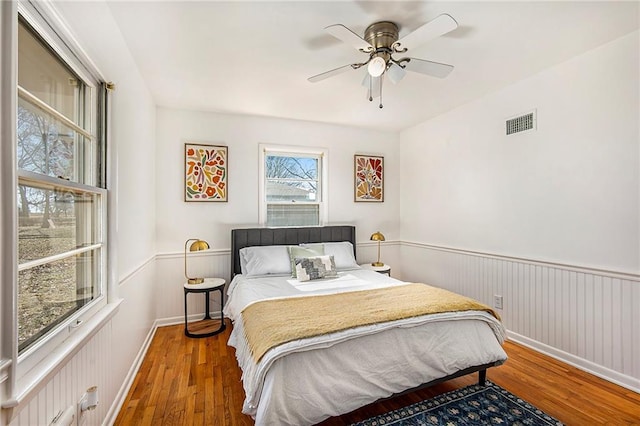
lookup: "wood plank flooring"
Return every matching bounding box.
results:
[114,321,640,425]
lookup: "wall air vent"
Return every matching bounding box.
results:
[506,110,536,135]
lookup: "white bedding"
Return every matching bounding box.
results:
[224,269,507,426]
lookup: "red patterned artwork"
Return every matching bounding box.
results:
[184,143,228,202]
[354,154,384,202]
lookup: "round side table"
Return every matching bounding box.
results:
[359,263,391,276]
[183,278,226,338]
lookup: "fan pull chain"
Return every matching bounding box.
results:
[379,74,384,109]
[368,76,373,102]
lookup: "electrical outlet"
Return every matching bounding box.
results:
[494,295,503,310]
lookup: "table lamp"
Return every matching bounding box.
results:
[185,238,209,284]
[370,231,385,267]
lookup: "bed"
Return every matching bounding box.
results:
[224,226,507,425]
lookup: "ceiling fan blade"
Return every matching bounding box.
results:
[308,63,354,83]
[325,24,373,52]
[404,58,454,78]
[395,14,458,50]
[387,62,407,84]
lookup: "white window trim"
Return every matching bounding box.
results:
[259,143,329,226]
[0,0,119,410]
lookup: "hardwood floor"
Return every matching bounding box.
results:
[114,321,640,425]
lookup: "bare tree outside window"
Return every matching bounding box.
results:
[16,104,86,348]
[16,19,104,353]
[265,154,321,226]
[17,104,75,225]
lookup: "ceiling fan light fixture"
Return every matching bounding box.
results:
[387,62,407,84]
[310,15,458,107]
[367,56,386,77]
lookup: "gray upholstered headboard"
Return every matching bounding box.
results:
[231,226,356,277]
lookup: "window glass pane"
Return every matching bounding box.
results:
[264,152,322,226]
[18,249,98,351]
[266,154,319,205]
[267,204,319,227]
[17,98,88,183]
[266,180,317,202]
[18,184,97,263]
[15,18,104,356]
[13,16,106,359]
[266,155,318,180]
[18,21,80,125]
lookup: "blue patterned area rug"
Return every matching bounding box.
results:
[351,381,563,426]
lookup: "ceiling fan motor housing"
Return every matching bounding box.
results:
[364,21,400,49]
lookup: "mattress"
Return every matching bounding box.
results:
[224,269,507,426]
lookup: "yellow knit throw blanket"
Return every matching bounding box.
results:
[241,283,500,363]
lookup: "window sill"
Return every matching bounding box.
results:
[1,299,122,410]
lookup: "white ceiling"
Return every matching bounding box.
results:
[106,1,639,132]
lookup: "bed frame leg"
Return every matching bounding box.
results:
[478,369,487,386]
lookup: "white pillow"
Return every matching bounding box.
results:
[239,245,291,277]
[301,241,360,271]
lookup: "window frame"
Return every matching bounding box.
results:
[259,144,329,227]
[0,0,114,408]
[16,2,107,359]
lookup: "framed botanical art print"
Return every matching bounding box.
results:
[184,143,228,202]
[354,154,384,202]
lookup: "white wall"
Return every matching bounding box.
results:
[400,31,639,274]
[155,108,400,252]
[3,1,158,425]
[399,31,639,390]
[154,108,401,320]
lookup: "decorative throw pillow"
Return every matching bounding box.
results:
[295,255,338,282]
[288,245,324,277]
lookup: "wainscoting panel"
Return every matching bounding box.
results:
[7,323,113,426]
[400,242,639,392]
[155,249,231,323]
[5,259,157,426]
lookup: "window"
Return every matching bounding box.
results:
[260,145,328,226]
[15,17,106,355]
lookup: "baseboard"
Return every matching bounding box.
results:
[155,316,185,327]
[103,321,159,426]
[155,311,223,328]
[506,330,640,394]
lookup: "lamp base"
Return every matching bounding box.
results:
[187,278,205,284]
[371,262,384,267]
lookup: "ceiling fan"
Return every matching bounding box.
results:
[308,14,458,108]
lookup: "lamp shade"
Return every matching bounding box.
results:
[189,239,209,252]
[370,231,385,242]
[185,238,210,284]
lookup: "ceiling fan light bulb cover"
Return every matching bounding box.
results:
[387,62,406,84]
[367,56,386,77]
